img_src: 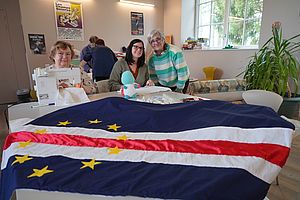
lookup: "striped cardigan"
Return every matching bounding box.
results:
[148,44,190,89]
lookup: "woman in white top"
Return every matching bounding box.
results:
[48,41,96,94]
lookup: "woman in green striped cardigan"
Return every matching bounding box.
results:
[146,29,190,93]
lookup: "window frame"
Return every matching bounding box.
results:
[195,0,263,49]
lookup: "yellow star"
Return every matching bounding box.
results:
[108,146,122,155]
[34,129,47,134]
[57,120,72,126]
[107,124,121,132]
[11,155,33,166]
[89,119,102,124]
[80,158,102,170]
[27,166,54,178]
[17,140,32,148]
[117,135,128,141]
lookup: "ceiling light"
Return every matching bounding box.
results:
[120,0,155,7]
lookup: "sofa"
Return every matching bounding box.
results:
[187,79,246,102]
[95,78,246,102]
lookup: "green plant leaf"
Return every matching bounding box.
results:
[243,23,300,97]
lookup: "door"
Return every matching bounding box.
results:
[0,9,18,104]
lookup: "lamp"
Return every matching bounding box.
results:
[120,0,155,7]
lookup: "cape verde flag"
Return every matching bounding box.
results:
[1,97,295,200]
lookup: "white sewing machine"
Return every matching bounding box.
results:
[32,67,81,106]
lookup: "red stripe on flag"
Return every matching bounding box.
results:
[5,131,290,167]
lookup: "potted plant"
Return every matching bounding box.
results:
[242,21,300,118]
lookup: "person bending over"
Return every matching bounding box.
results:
[81,39,118,82]
[146,29,190,93]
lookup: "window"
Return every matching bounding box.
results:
[195,0,263,48]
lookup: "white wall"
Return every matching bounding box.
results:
[259,0,300,45]
[18,0,300,88]
[19,0,164,87]
[164,0,300,81]
[180,0,194,46]
[184,49,257,80]
[163,0,181,46]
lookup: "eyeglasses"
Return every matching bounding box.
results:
[150,37,162,44]
[57,52,71,57]
[133,45,143,51]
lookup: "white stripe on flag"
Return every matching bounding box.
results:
[18,124,294,147]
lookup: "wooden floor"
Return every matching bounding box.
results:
[0,105,299,200]
[267,134,300,200]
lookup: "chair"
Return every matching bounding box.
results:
[96,80,110,93]
[242,90,283,112]
[203,66,216,80]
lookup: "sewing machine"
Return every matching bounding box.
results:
[32,67,81,106]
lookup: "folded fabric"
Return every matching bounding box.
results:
[55,87,90,106]
[135,86,171,95]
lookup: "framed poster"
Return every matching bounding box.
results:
[131,12,144,35]
[54,1,84,41]
[28,34,46,54]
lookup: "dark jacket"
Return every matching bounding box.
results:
[83,46,118,79]
[80,44,93,72]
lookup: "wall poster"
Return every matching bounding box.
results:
[54,1,84,40]
[28,34,46,54]
[131,12,144,35]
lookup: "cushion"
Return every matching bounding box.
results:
[188,79,246,95]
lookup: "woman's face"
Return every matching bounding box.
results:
[150,35,164,51]
[54,47,72,68]
[131,42,144,59]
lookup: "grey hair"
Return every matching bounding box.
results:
[147,29,165,43]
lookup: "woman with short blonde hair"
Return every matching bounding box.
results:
[147,29,190,93]
[48,40,96,94]
[49,41,75,66]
